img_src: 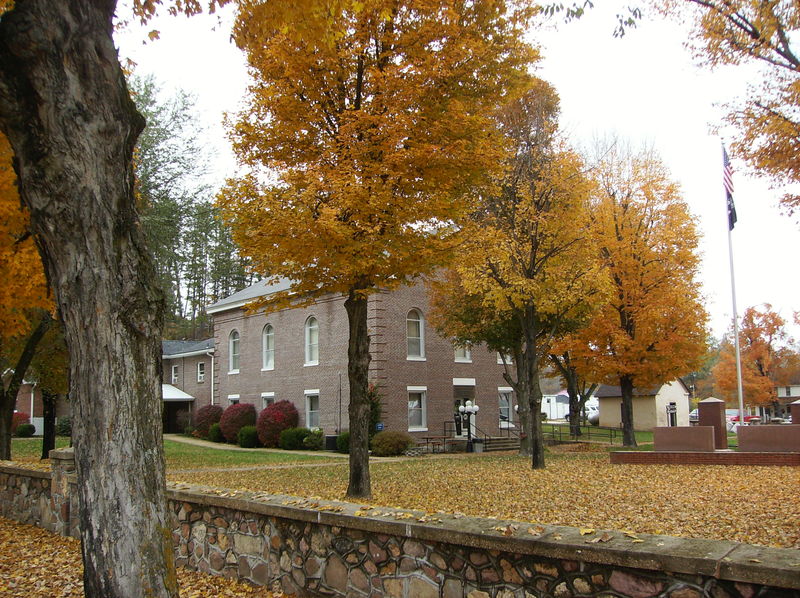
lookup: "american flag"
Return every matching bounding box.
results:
[723,146,737,230]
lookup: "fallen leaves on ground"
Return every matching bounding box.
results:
[168,453,800,549]
[0,517,286,597]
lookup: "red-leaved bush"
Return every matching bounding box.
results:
[219,403,257,443]
[11,412,29,435]
[257,400,299,448]
[193,404,224,437]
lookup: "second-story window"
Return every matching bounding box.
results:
[305,316,319,365]
[197,362,205,383]
[170,365,179,385]
[406,309,425,359]
[454,344,472,363]
[229,330,240,373]
[262,324,275,370]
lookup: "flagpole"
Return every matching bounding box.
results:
[722,143,745,427]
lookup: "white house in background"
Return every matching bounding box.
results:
[595,380,691,430]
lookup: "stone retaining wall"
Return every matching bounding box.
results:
[610,451,800,465]
[2,450,800,598]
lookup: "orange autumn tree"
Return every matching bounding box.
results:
[713,304,798,408]
[570,143,708,447]
[218,0,537,498]
[659,0,800,212]
[0,133,54,461]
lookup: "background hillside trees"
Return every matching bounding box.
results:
[219,0,538,495]
[131,75,250,339]
[569,143,708,446]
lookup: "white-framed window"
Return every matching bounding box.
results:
[454,344,472,363]
[407,386,427,431]
[261,392,275,410]
[170,365,179,385]
[197,362,205,383]
[228,394,240,405]
[499,387,514,428]
[305,390,320,428]
[304,316,319,366]
[406,309,425,360]
[497,352,513,365]
[229,330,240,373]
[262,324,275,371]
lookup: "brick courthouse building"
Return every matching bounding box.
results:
[164,279,515,441]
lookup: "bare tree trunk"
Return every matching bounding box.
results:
[620,375,637,447]
[0,2,178,596]
[344,287,371,499]
[529,371,546,469]
[40,388,56,460]
[0,313,51,460]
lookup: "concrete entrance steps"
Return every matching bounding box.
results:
[483,436,520,452]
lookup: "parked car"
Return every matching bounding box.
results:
[729,414,761,423]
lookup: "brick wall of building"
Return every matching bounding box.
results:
[162,354,214,409]
[211,283,514,439]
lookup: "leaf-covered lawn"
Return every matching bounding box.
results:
[0,516,283,597]
[168,451,800,549]
[162,439,339,470]
[8,437,337,470]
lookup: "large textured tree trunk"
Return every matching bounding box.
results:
[344,287,372,499]
[0,2,178,597]
[620,374,637,447]
[0,313,51,460]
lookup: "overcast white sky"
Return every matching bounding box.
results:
[115,2,799,340]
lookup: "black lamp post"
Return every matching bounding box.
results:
[458,400,479,452]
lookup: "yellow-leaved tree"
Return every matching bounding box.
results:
[0,133,54,461]
[429,83,608,469]
[569,142,709,446]
[218,0,538,497]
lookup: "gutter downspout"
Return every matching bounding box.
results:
[207,351,215,405]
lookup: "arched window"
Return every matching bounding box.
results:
[406,309,425,359]
[228,330,240,373]
[305,316,319,365]
[262,324,275,370]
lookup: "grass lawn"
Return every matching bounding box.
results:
[7,436,337,470]
[167,447,800,549]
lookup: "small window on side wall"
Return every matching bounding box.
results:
[197,362,205,383]
[406,310,425,359]
[454,344,471,363]
[305,317,319,366]
[229,330,240,373]
[170,365,179,385]
[262,324,275,370]
[306,394,320,428]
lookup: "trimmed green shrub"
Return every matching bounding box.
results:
[336,430,350,454]
[193,404,224,438]
[238,425,259,448]
[257,400,299,448]
[208,422,224,443]
[220,403,257,443]
[11,412,29,435]
[303,429,323,451]
[15,423,36,438]
[183,425,195,436]
[279,427,312,450]
[370,430,414,457]
[56,416,72,437]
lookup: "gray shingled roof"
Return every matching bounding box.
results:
[206,277,295,314]
[161,338,214,357]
